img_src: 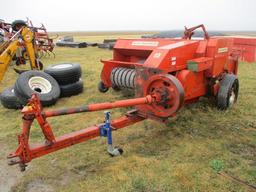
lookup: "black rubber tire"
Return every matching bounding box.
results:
[44,63,81,85]
[12,20,27,31]
[0,87,23,109]
[14,71,60,106]
[98,43,110,49]
[217,74,239,110]
[60,79,84,97]
[98,81,109,93]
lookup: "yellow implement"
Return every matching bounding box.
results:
[0,26,43,81]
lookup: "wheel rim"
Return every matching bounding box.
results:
[228,80,239,107]
[229,90,236,106]
[51,64,72,69]
[28,76,52,94]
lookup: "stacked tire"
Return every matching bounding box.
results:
[14,71,61,106]
[44,63,83,97]
[0,87,23,109]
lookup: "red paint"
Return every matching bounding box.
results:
[231,37,256,63]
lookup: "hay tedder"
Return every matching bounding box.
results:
[8,25,239,171]
[27,19,55,58]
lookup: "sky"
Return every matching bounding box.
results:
[1,0,256,31]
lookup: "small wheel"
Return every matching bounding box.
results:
[108,147,123,157]
[98,81,109,93]
[217,74,239,110]
[117,148,123,155]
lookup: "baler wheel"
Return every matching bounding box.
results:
[217,74,239,110]
[98,81,109,93]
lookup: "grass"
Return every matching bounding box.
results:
[0,33,255,192]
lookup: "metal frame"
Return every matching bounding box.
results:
[8,94,153,170]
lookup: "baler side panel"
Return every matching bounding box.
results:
[206,38,233,77]
[176,70,208,101]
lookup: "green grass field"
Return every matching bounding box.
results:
[0,33,255,192]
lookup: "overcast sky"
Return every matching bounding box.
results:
[2,0,255,31]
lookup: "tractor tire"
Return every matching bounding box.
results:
[14,71,60,106]
[98,81,109,93]
[44,63,81,85]
[0,87,23,109]
[60,79,84,97]
[217,74,239,110]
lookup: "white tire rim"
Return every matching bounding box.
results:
[229,90,236,106]
[28,76,52,94]
[51,64,72,69]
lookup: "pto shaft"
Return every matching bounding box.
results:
[43,95,154,117]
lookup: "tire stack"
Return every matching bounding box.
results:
[0,63,84,109]
[44,63,83,98]
[1,71,60,108]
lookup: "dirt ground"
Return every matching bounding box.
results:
[0,141,22,192]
